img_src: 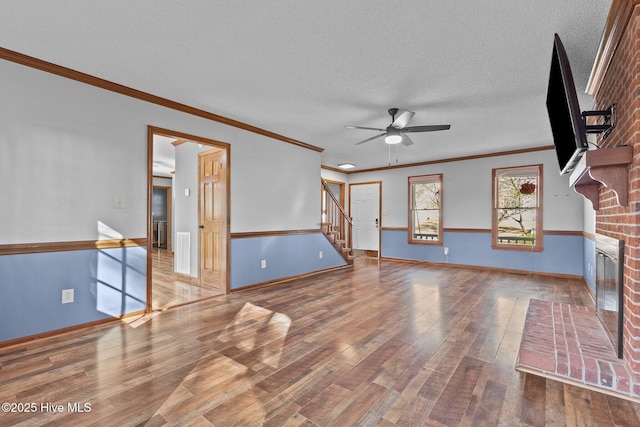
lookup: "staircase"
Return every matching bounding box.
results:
[321,179,354,265]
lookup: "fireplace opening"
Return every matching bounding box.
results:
[595,233,624,359]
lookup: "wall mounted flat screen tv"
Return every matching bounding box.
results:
[546,33,588,175]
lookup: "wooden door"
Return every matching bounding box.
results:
[199,149,227,292]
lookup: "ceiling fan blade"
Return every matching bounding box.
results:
[391,110,415,129]
[401,134,414,146]
[345,125,386,131]
[402,124,451,133]
[355,133,385,145]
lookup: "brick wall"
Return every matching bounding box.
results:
[591,5,640,390]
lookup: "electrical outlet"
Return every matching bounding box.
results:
[444,247,449,255]
[261,259,267,269]
[319,251,323,259]
[62,289,74,304]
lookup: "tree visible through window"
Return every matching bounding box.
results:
[492,165,542,250]
[408,174,442,245]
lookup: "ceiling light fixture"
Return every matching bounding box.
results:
[384,128,402,144]
[338,163,356,170]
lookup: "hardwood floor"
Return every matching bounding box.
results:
[151,248,223,310]
[2,259,640,426]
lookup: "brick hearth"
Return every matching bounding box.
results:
[516,299,639,402]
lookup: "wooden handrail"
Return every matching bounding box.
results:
[321,179,352,225]
[321,179,353,263]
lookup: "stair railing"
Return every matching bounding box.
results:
[321,179,352,261]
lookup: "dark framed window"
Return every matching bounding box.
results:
[408,174,443,245]
[492,165,542,251]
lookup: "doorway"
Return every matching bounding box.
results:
[147,126,230,313]
[152,186,171,250]
[350,181,381,258]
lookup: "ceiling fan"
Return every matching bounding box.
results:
[346,108,450,146]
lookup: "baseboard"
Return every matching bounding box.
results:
[232,264,353,293]
[174,272,199,284]
[0,310,145,349]
[379,256,584,280]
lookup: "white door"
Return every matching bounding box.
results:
[350,183,380,251]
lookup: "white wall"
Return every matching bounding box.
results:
[583,199,596,235]
[347,149,584,231]
[0,56,584,245]
[152,176,172,187]
[321,168,348,183]
[0,59,322,244]
[232,141,321,232]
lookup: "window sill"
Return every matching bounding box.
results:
[492,243,543,252]
[409,240,443,246]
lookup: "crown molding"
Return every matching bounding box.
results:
[0,46,323,153]
[323,145,554,174]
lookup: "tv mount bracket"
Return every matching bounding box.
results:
[582,103,616,139]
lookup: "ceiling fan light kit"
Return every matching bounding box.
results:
[384,128,402,144]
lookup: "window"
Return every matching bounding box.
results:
[408,174,442,244]
[492,165,542,251]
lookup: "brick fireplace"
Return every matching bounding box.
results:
[587,0,640,394]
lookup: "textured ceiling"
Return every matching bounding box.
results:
[0,1,611,171]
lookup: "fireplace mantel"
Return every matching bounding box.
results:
[569,146,633,210]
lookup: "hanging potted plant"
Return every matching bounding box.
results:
[519,182,536,195]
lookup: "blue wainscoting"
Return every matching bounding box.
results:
[230,233,347,289]
[1,246,147,342]
[583,237,596,293]
[381,229,584,276]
